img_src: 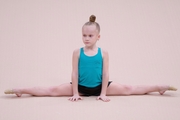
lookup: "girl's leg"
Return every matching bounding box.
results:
[4,83,73,97]
[106,82,177,96]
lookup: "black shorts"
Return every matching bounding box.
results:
[70,81,112,96]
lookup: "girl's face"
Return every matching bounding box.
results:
[82,25,100,48]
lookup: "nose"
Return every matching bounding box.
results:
[85,36,90,41]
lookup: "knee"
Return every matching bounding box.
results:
[48,87,59,96]
[124,85,133,95]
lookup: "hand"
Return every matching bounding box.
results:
[68,94,83,102]
[96,94,110,102]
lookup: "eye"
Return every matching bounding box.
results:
[83,34,86,37]
[89,35,93,37]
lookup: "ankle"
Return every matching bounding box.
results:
[158,85,169,91]
[13,88,22,94]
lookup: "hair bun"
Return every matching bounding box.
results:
[89,15,96,22]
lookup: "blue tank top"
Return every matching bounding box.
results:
[78,47,103,88]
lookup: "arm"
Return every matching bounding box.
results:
[97,49,110,102]
[68,49,82,101]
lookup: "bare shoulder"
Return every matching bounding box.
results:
[100,48,109,58]
[72,48,80,57]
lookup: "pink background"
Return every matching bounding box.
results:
[0,0,180,120]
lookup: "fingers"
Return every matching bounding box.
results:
[68,96,82,102]
[96,96,110,102]
[68,96,110,102]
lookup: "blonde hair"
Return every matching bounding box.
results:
[83,15,100,33]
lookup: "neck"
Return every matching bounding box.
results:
[84,45,97,50]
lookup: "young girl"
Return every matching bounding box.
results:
[4,15,177,102]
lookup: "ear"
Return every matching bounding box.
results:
[97,34,100,40]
